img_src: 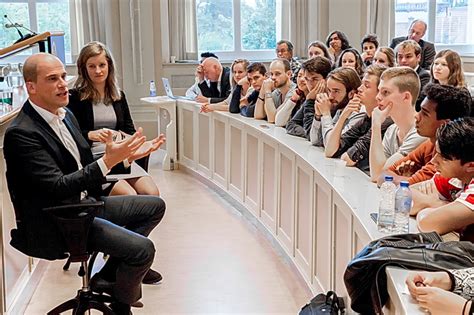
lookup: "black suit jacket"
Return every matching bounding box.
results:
[67,89,136,145]
[390,36,436,70]
[416,66,431,111]
[4,101,106,260]
[198,67,232,103]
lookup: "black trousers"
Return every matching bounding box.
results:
[87,195,166,304]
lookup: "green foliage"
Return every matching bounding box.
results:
[196,0,277,52]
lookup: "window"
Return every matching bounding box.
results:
[1,0,72,62]
[196,0,281,60]
[394,0,474,55]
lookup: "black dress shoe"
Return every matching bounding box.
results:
[90,274,115,296]
[142,268,163,284]
[110,302,132,315]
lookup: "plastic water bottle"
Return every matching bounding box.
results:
[377,175,396,232]
[149,80,157,97]
[393,181,412,234]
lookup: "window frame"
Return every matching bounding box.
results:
[196,0,282,61]
[1,0,72,63]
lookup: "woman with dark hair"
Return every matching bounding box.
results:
[326,30,351,62]
[360,34,379,65]
[68,41,163,196]
[337,48,366,78]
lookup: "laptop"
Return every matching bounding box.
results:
[162,78,194,100]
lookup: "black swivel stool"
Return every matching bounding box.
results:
[43,201,114,315]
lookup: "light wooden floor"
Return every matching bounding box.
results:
[24,153,312,314]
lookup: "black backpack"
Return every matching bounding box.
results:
[299,291,345,315]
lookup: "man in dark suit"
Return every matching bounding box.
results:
[394,40,431,112]
[4,53,166,315]
[195,57,231,104]
[390,19,435,70]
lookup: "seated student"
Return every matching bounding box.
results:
[373,47,395,68]
[337,48,365,78]
[186,52,218,99]
[369,67,427,182]
[200,58,250,113]
[286,56,332,138]
[194,57,231,104]
[307,41,332,61]
[380,84,471,186]
[68,41,161,196]
[326,30,351,63]
[275,69,308,127]
[360,34,379,66]
[4,53,166,314]
[229,62,267,118]
[324,65,393,173]
[406,267,474,315]
[254,59,296,123]
[309,67,365,147]
[276,40,301,83]
[411,118,474,235]
[395,40,431,111]
[431,49,467,89]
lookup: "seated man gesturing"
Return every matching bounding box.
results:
[4,53,166,315]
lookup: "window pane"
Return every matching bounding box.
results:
[196,0,234,52]
[435,0,472,44]
[37,1,71,55]
[241,0,277,50]
[0,3,30,49]
[394,0,429,38]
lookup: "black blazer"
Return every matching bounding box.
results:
[198,67,232,103]
[67,89,136,145]
[4,101,106,260]
[390,36,436,70]
[416,66,431,112]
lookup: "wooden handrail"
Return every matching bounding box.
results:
[0,32,51,58]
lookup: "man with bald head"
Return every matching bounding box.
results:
[390,19,436,69]
[4,53,166,314]
[194,57,231,104]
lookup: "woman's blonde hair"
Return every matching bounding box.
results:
[74,41,121,104]
[430,49,466,88]
[230,58,250,87]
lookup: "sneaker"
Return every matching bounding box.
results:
[142,268,163,284]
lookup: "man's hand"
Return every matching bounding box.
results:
[196,65,204,82]
[262,78,274,93]
[371,104,392,127]
[341,152,357,166]
[195,95,209,104]
[341,95,361,119]
[306,80,326,100]
[129,134,166,162]
[102,128,146,169]
[316,93,332,116]
[395,160,420,176]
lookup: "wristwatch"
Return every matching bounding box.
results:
[265,92,272,98]
[258,96,265,101]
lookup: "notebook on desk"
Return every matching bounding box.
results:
[162,78,194,100]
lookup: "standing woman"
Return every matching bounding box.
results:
[68,41,161,196]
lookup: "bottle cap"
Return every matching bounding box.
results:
[384,175,393,181]
[400,181,409,187]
